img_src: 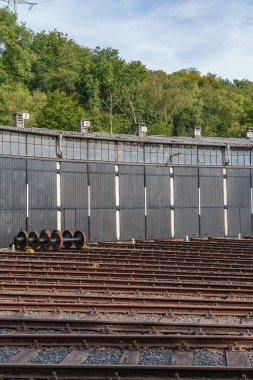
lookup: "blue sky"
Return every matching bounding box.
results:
[14,0,253,81]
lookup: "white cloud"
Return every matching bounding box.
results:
[16,0,253,80]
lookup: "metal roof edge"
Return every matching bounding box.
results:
[0,125,253,147]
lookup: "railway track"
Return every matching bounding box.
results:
[0,365,252,380]
[0,238,253,378]
[1,317,253,336]
[3,332,253,347]
[1,320,253,378]
[1,279,253,296]
[1,296,253,315]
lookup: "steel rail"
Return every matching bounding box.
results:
[0,291,253,308]
[1,299,253,314]
[2,255,253,271]
[2,276,253,293]
[2,333,253,347]
[100,243,253,251]
[0,318,253,335]
[5,247,253,258]
[2,281,253,297]
[4,248,253,258]
[0,365,252,379]
[0,284,251,298]
[54,242,253,250]
[2,267,253,282]
[1,268,253,284]
[2,260,253,275]
[17,251,253,259]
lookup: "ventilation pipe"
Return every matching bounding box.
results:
[13,113,29,128]
[136,123,147,137]
[246,128,253,140]
[78,120,90,134]
[192,125,201,138]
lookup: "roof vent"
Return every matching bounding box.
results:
[13,113,29,128]
[78,120,90,134]
[136,123,147,137]
[192,125,201,138]
[246,128,253,140]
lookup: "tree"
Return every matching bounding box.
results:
[36,91,86,131]
[0,82,46,126]
[31,30,90,95]
[144,71,203,136]
[200,84,248,137]
[79,47,129,133]
[1,8,252,137]
[0,8,34,84]
[120,60,148,128]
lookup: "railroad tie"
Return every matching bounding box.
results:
[171,350,194,366]
[7,348,41,364]
[241,316,253,325]
[199,315,218,324]
[158,314,176,323]
[119,350,140,364]
[226,351,251,367]
[61,349,90,364]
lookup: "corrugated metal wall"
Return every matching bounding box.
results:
[1,154,253,246]
[174,167,199,237]
[89,163,116,242]
[227,169,251,236]
[27,160,57,232]
[119,165,145,240]
[61,162,88,235]
[146,166,171,239]
[0,158,26,246]
[199,168,224,236]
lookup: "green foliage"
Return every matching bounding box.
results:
[36,91,86,131]
[0,82,46,126]
[31,30,90,95]
[0,8,34,84]
[0,7,253,137]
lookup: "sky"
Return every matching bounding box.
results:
[13,0,253,81]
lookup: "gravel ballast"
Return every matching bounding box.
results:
[32,347,72,364]
[217,316,241,324]
[140,348,172,365]
[97,313,126,321]
[246,350,253,366]
[0,328,16,334]
[58,312,88,320]
[0,311,15,317]
[193,349,226,366]
[133,314,160,322]
[24,312,51,319]
[175,314,202,323]
[0,347,22,363]
[86,348,122,364]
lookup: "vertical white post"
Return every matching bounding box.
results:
[144,186,147,216]
[115,165,120,240]
[56,162,61,231]
[88,186,91,217]
[198,187,201,216]
[170,167,175,238]
[26,184,29,218]
[223,168,228,236]
[251,187,253,214]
